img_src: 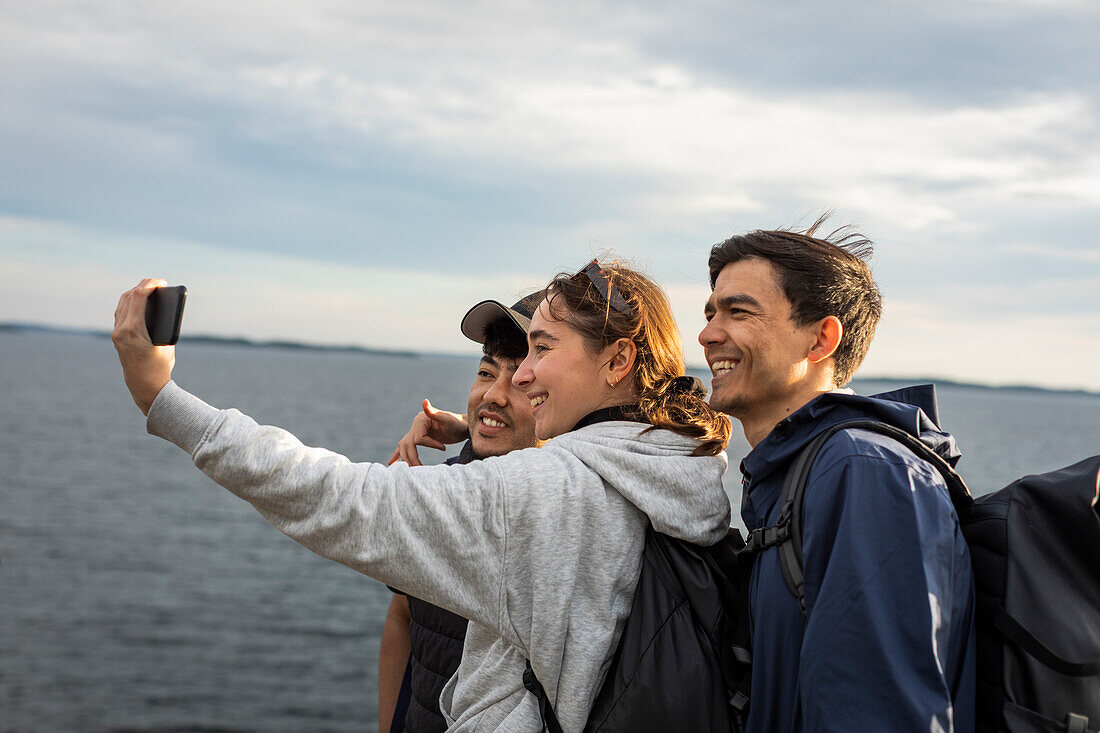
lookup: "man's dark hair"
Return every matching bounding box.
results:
[482,318,528,362]
[708,216,882,386]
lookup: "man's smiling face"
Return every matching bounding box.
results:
[466,352,538,458]
[699,257,820,423]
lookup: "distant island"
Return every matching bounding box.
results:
[3,321,1097,398]
[0,322,419,359]
[848,376,1100,400]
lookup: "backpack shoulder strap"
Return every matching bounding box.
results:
[773,419,973,618]
[992,603,1100,676]
[523,658,564,733]
[773,424,840,617]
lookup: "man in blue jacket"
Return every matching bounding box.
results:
[699,222,975,731]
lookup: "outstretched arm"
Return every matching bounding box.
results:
[113,278,175,415]
[388,399,469,467]
[141,378,512,631]
[113,281,512,632]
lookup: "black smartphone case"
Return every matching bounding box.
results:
[145,286,187,346]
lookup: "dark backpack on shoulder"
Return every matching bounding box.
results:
[965,456,1100,733]
[523,524,754,733]
[756,419,1100,733]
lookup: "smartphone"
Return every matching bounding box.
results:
[145,285,187,346]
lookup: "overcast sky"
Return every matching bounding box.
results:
[2,0,1098,390]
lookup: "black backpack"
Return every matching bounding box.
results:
[756,419,1100,733]
[523,524,755,733]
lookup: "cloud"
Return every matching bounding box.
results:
[1,1,1097,390]
[644,0,1100,105]
[5,2,1096,232]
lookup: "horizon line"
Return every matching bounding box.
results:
[3,320,1098,399]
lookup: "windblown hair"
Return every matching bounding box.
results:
[708,215,883,386]
[544,261,730,457]
[483,318,528,362]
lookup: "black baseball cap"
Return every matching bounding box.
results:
[460,291,542,344]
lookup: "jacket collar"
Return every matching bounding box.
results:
[444,440,479,466]
[571,404,646,431]
[739,383,960,487]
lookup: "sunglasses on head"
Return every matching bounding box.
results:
[571,259,635,316]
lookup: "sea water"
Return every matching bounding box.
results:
[2,331,1098,731]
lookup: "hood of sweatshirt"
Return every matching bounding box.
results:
[548,421,732,545]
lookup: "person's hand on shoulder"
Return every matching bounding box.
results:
[388,399,469,467]
[113,278,175,416]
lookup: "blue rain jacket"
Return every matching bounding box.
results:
[740,385,975,732]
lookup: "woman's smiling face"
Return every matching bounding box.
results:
[512,298,618,441]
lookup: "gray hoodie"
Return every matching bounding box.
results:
[147,381,731,732]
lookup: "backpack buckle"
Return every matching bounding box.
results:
[728,690,749,712]
[522,661,544,695]
[744,523,790,553]
[1065,714,1089,733]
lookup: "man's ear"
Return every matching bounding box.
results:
[807,316,843,365]
[603,337,637,386]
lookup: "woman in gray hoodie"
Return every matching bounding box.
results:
[113,261,733,732]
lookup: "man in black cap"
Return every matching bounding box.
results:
[379,292,541,733]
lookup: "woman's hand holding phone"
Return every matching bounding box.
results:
[113,278,178,415]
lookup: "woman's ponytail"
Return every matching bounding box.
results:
[635,375,730,458]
